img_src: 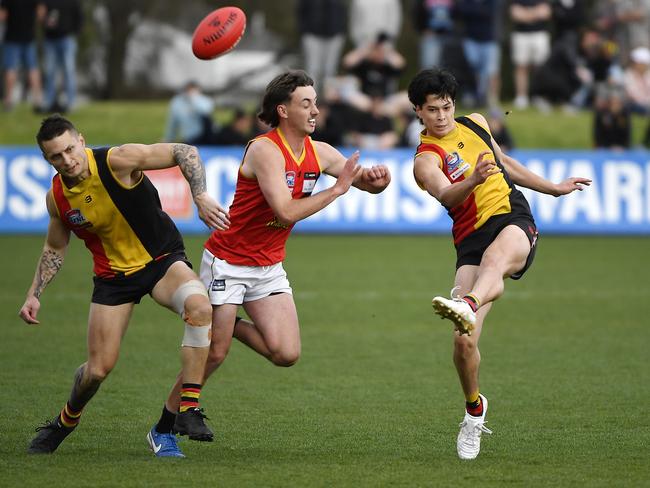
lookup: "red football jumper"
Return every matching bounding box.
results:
[205,128,322,266]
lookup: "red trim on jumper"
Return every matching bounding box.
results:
[416,143,478,244]
[52,176,114,277]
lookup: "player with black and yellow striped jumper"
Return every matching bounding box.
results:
[19,115,230,457]
[408,68,591,461]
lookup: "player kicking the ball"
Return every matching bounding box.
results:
[408,68,591,460]
[148,70,391,457]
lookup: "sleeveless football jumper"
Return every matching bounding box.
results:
[415,116,533,245]
[51,147,184,278]
[205,128,322,266]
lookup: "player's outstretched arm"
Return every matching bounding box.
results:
[171,144,230,230]
[495,145,591,196]
[475,113,592,197]
[246,139,361,225]
[315,141,391,194]
[19,192,70,325]
[108,142,230,230]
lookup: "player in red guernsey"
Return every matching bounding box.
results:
[408,68,591,460]
[158,70,391,433]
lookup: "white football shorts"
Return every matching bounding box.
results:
[199,249,292,306]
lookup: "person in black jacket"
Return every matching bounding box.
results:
[296,0,346,97]
[41,0,83,112]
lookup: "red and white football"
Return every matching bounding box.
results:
[191,6,246,60]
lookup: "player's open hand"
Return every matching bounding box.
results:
[553,177,592,196]
[471,151,501,185]
[334,151,362,195]
[194,192,231,230]
[361,165,391,193]
[19,296,41,325]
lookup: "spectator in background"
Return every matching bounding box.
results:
[622,46,650,114]
[593,85,631,150]
[412,0,454,70]
[398,111,422,147]
[312,101,349,147]
[531,28,619,112]
[551,0,586,51]
[42,0,83,113]
[341,32,410,116]
[214,109,255,146]
[343,32,405,98]
[593,0,650,65]
[529,27,584,111]
[455,0,504,108]
[509,0,552,109]
[296,0,346,98]
[349,93,399,149]
[349,0,402,48]
[164,81,217,145]
[0,0,45,111]
[573,28,620,109]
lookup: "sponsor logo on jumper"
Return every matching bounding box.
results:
[446,152,470,181]
[457,142,464,149]
[84,195,92,203]
[301,172,318,193]
[65,209,92,228]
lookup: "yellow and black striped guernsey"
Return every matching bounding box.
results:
[51,147,184,278]
[416,116,532,245]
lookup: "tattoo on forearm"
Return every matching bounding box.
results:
[34,249,63,298]
[173,144,207,198]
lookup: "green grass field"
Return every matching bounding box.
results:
[1,100,648,148]
[1,234,648,487]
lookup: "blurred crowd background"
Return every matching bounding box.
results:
[1,0,650,150]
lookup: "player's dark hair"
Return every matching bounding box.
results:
[407,68,458,108]
[258,70,314,128]
[36,115,79,149]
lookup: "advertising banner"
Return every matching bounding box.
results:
[1,146,649,234]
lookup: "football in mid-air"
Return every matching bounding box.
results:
[191,6,246,60]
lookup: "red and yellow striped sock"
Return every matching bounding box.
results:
[59,402,83,429]
[179,383,202,413]
[465,391,483,417]
[462,294,480,312]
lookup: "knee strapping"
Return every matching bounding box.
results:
[182,323,211,348]
[171,280,209,316]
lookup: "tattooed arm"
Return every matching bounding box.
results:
[108,142,230,230]
[171,144,231,230]
[19,191,70,324]
[172,144,206,199]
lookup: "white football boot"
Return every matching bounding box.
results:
[457,394,492,460]
[431,296,476,335]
